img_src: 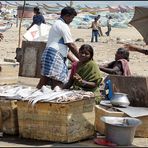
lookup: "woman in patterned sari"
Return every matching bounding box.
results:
[63,44,102,103]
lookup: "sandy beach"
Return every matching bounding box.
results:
[0,1,148,146]
[0,19,148,148]
[0,25,148,79]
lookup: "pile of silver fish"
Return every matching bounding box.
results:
[0,85,94,105]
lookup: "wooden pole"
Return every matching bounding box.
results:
[18,0,26,48]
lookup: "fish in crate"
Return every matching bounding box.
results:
[17,86,96,143]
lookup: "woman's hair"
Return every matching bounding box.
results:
[79,44,94,60]
[34,7,40,14]
[117,48,130,61]
[61,7,77,17]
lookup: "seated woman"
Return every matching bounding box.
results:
[99,48,131,76]
[99,48,131,100]
[63,44,102,103]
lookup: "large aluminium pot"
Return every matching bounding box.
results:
[101,116,142,146]
[110,92,130,107]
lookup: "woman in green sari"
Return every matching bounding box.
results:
[63,44,102,103]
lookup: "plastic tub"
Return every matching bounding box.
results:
[101,116,142,146]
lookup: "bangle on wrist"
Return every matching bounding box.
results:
[82,80,87,87]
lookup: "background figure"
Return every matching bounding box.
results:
[125,44,148,55]
[0,33,3,72]
[99,47,131,100]
[90,16,100,42]
[37,7,79,90]
[27,7,45,30]
[0,33,3,41]
[63,44,102,103]
[97,15,103,36]
[99,48,131,76]
[105,16,112,36]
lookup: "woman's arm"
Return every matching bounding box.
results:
[63,78,74,89]
[27,22,34,30]
[27,16,36,30]
[67,51,79,63]
[99,62,113,71]
[63,62,76,89]
[99,61,122,75]
[99,63,109,69]
[81,80,98,89]
[66,43,79,59]
[42,15,46,24]
[125,44,148,55]
[73,73,98,89]
[99,65,121,75]
[99,66,118,74]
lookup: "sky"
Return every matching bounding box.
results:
[2,1,148,7]
[44,1,147,7]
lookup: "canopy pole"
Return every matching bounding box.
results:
[18,0,26,48]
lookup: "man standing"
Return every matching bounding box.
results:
[37,7,79,90]
[97,15,103,36]
[90,15,102,42]
[91,17,99,42]
[0,33,3,72]
[105,16,112,36]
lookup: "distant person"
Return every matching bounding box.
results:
[36,7,79,90]
[125,44,148,55]
[0,33,3,71]
[99,48,131,76]
[27,7,45,30]
[105,16,112,37]
[63,44,102,103]
[97,15,103,36]
[89,16,101,42]
[0,33,3,41]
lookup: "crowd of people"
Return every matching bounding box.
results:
[89,15,113,42]
[23,6,148,103]
[30,6,148,104]
[1,6,147,104]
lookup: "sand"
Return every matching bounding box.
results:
[0,24,148,82]
[0,22,148,148]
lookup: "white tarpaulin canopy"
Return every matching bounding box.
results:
[23,23,51,42]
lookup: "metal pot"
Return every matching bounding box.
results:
[110,92,130,107]
[101,116,142,146]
